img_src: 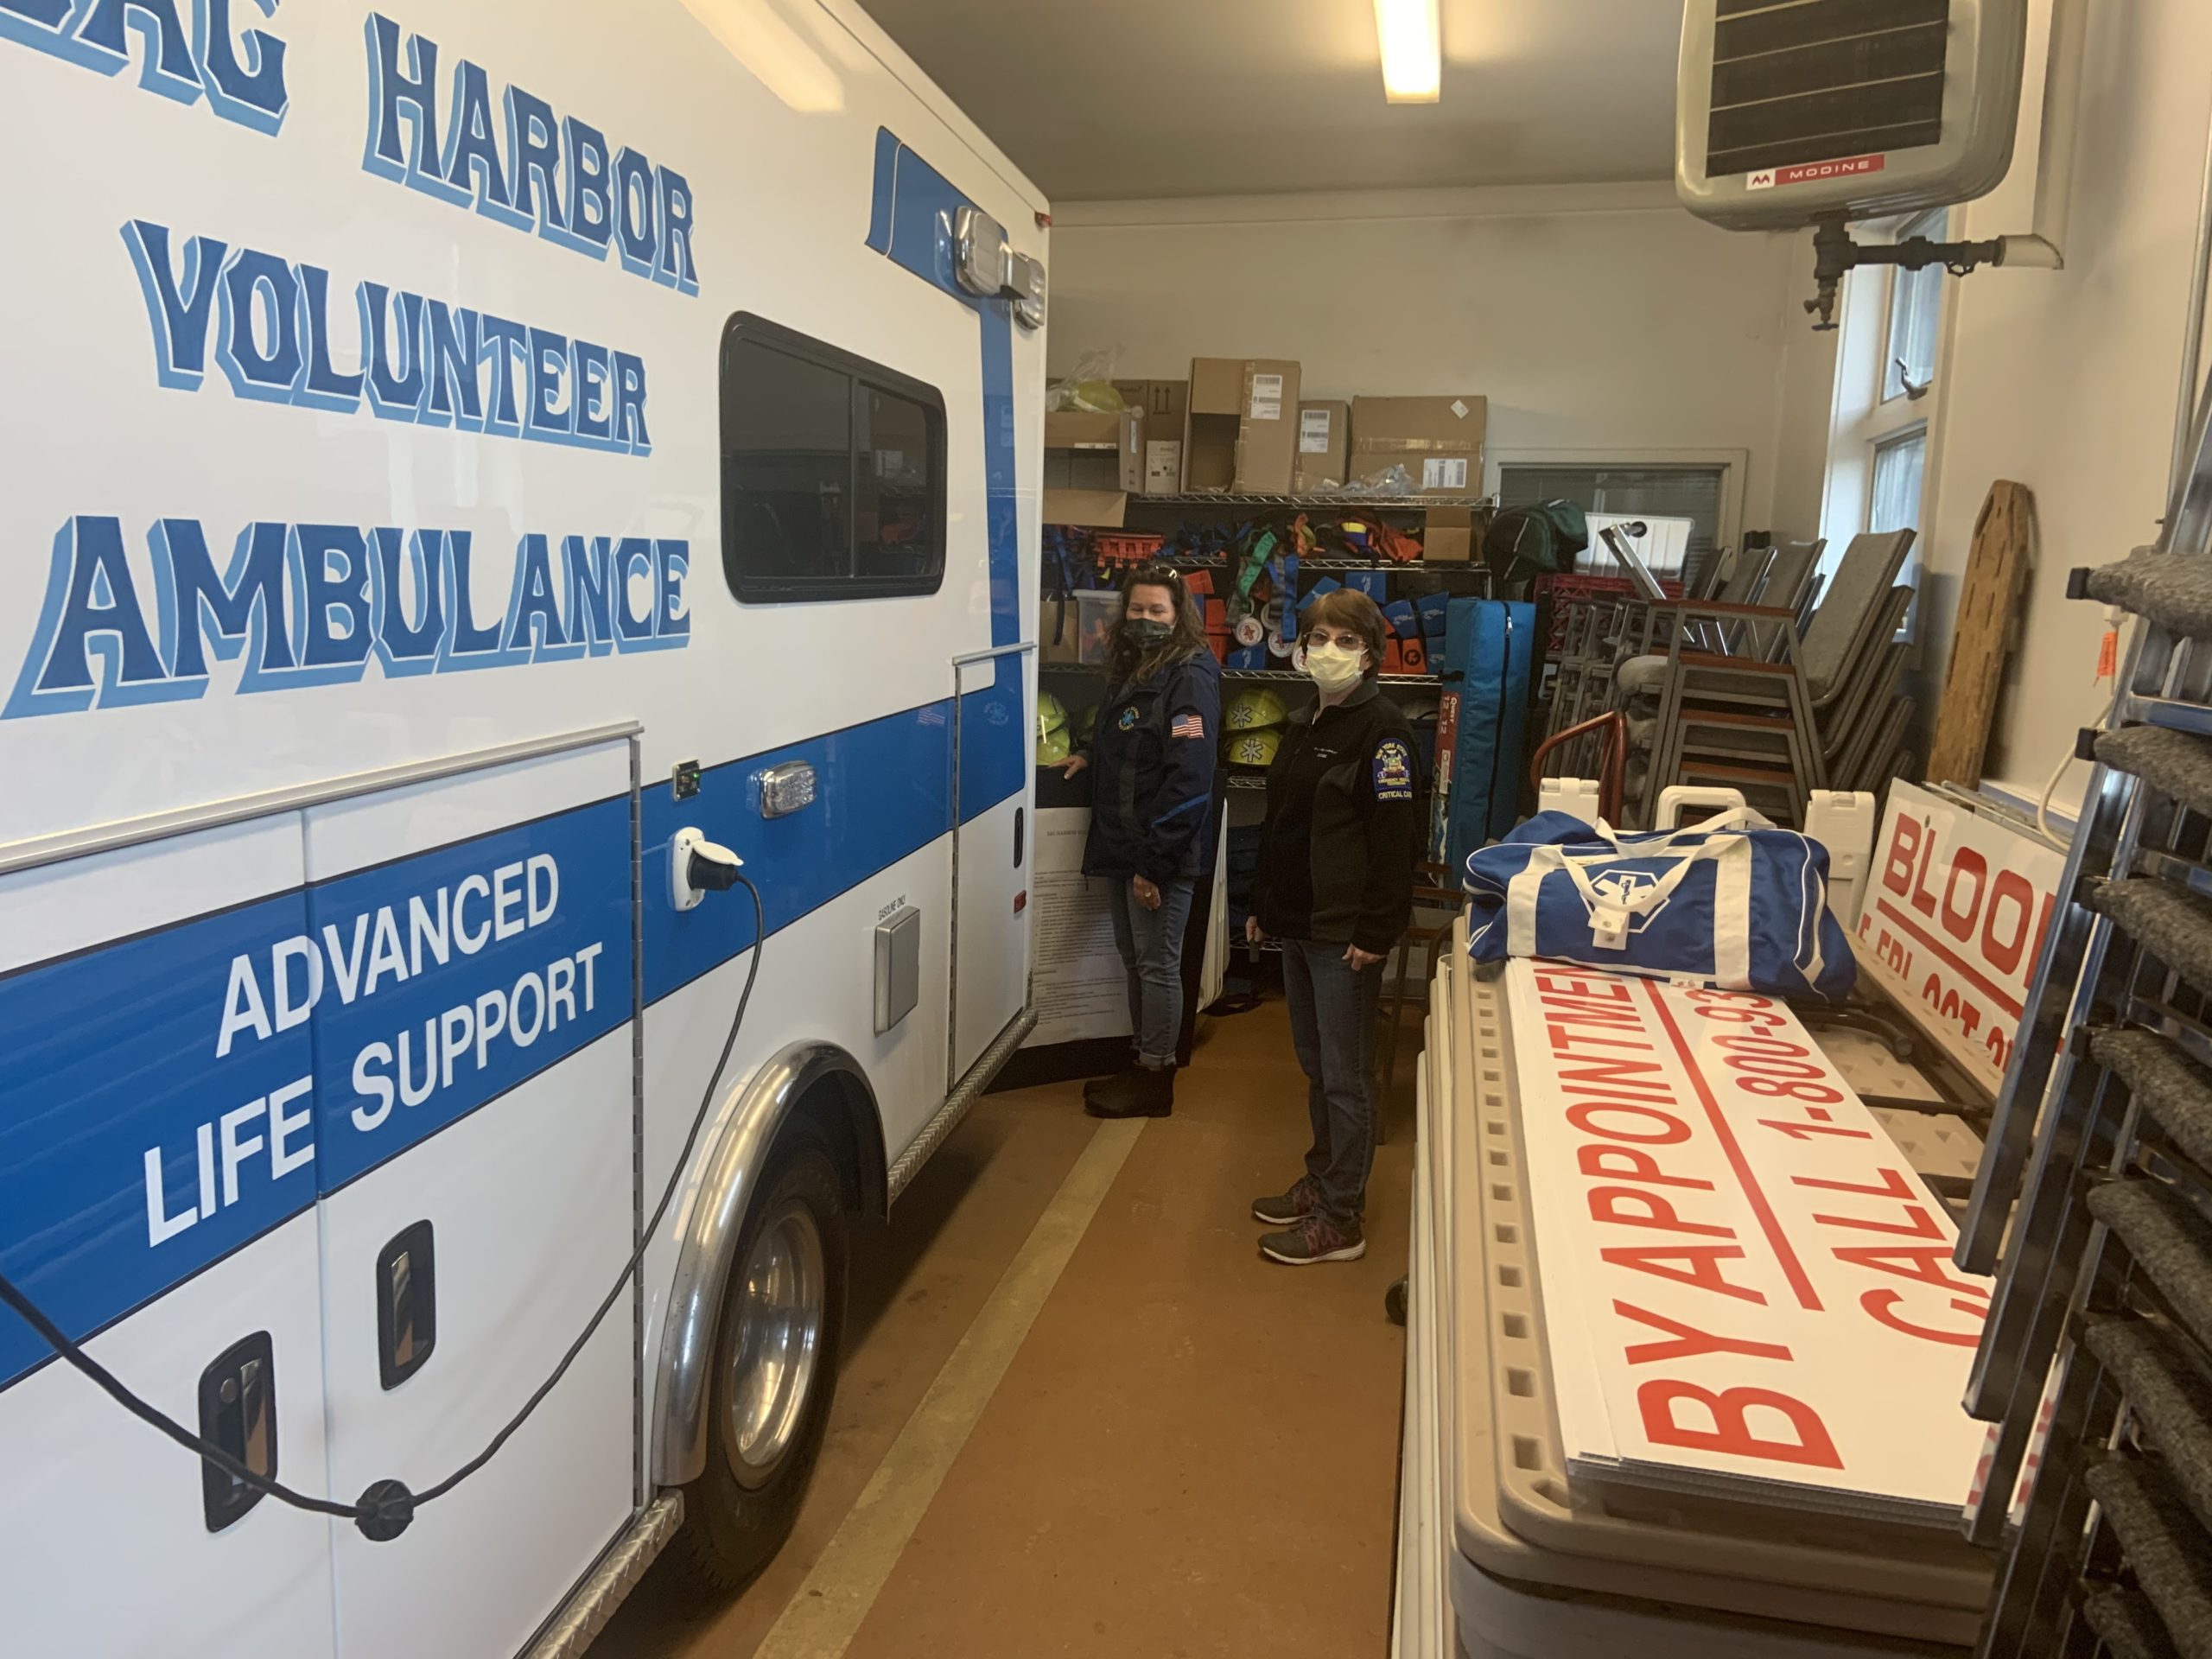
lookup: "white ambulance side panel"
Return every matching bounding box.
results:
[0,819,336,1658]
[300,742,634,1658]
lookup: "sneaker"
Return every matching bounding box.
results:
[1088,1063,1173,1120]
[1251,1176,1321,1227]
[1260,1213,1366,1266]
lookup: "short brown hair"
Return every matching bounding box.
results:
[1301,589,1389,681]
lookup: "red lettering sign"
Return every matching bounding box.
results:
[1637,1381,1845,1468]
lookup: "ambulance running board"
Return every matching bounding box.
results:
[523,1491,683,1659]
[891,1003,1039,1203]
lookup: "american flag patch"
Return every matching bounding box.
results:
[1171,714,1206,741]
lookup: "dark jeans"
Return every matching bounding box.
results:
[1281,938,1383,1227]
[1106,874,1195,1069]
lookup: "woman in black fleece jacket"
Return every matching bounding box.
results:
[1247,589,1419,1265]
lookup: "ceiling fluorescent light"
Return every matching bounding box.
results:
[1373,0,1440,104]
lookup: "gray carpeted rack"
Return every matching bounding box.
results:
[1961,375,2212,1659]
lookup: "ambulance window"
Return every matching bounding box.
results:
[721,315,945,602]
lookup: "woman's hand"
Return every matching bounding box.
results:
[1058,754,1089,779]
[1132,874,1162,912]
[1245,916,1266,945]
[1344,944,1385,970]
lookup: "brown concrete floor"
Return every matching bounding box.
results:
[596,993,1416,1659]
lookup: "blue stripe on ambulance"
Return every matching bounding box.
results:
[0,682,1022,1395]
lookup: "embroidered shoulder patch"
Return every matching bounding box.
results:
[1373,739,1414,801]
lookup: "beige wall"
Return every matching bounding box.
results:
[1048,186,1831,544]
[1916,1,2212,807]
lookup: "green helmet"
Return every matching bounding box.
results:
[1036,725,1071,767]
[1038,690,1068,741]
[1224,688,1287,732]
[1225,728,1281,768]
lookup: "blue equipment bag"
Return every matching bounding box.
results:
[1462,810,1857,1001]
[1432,599,1537,873]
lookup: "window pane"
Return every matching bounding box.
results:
[726,339,853,584]
[1497,464,1725,586]
[855,384,938,583]
[1870,429,1927,535]
[1882,212,1945,403]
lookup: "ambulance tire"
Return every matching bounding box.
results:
[678,1128,849,1591]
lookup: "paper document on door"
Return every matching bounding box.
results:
[1027,810,1135,1047]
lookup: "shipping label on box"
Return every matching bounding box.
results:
[1293,399,1351,493]
[1143,441,1183,495]
[1421,457,1470,492]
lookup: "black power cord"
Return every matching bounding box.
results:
[0,872,767,1541]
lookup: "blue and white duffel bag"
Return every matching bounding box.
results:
[1462,809,1856,1001]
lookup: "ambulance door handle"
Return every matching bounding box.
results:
[376,1220,438,1390]
[197,1332,276,1533]
[1014,807,1024,866]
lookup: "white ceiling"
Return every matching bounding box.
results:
[859,0,1686,203]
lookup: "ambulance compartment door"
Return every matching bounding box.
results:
[303,734,638,1659]
[0,816,336,1659]
[950,649,1033,1084]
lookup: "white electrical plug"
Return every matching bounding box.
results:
[671,827,744,912]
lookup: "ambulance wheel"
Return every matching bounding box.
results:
[679,1130,849,1590]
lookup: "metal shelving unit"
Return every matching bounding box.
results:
[1118,491,1479,511]
[1961,374,2212,1659]
[1223,668,1440,686]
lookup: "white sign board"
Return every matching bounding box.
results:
[1506,961,1993,1525]
[1853,782,2066,1093]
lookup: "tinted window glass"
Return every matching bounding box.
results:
[726,339,851,585]
[721,315,945,602]
[855,385,938,583]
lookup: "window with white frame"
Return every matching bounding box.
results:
[1497,463,1728,588]
[1821,209,1948,587]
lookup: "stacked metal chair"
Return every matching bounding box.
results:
[1799,530,1918,792]
[1957,381,2212,1659]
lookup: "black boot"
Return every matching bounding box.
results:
[1089,1061,1173,1119]
[1082,1054,1136,1105]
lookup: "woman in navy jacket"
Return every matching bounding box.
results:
[1059,564,1221,1118]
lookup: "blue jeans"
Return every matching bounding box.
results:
[1281,938,1383,1227]
[1106,874,1195,1069]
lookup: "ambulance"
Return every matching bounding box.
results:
[0,2,1045,1652]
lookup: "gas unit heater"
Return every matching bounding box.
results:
[1676,0,2031,232]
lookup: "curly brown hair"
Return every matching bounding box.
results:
[1105,563,1208,690]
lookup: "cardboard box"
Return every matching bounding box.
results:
[1349,395,1487,495]
[1044,407,1143,493]
[1143,441,1183,496]
[1041,488,1126,529]
[1293,399,1351,493]
[1113,378,1188,434]
[1184,357,1300,493]
[1423,505,1480,563]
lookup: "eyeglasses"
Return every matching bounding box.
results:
[1302,627,1367,652]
